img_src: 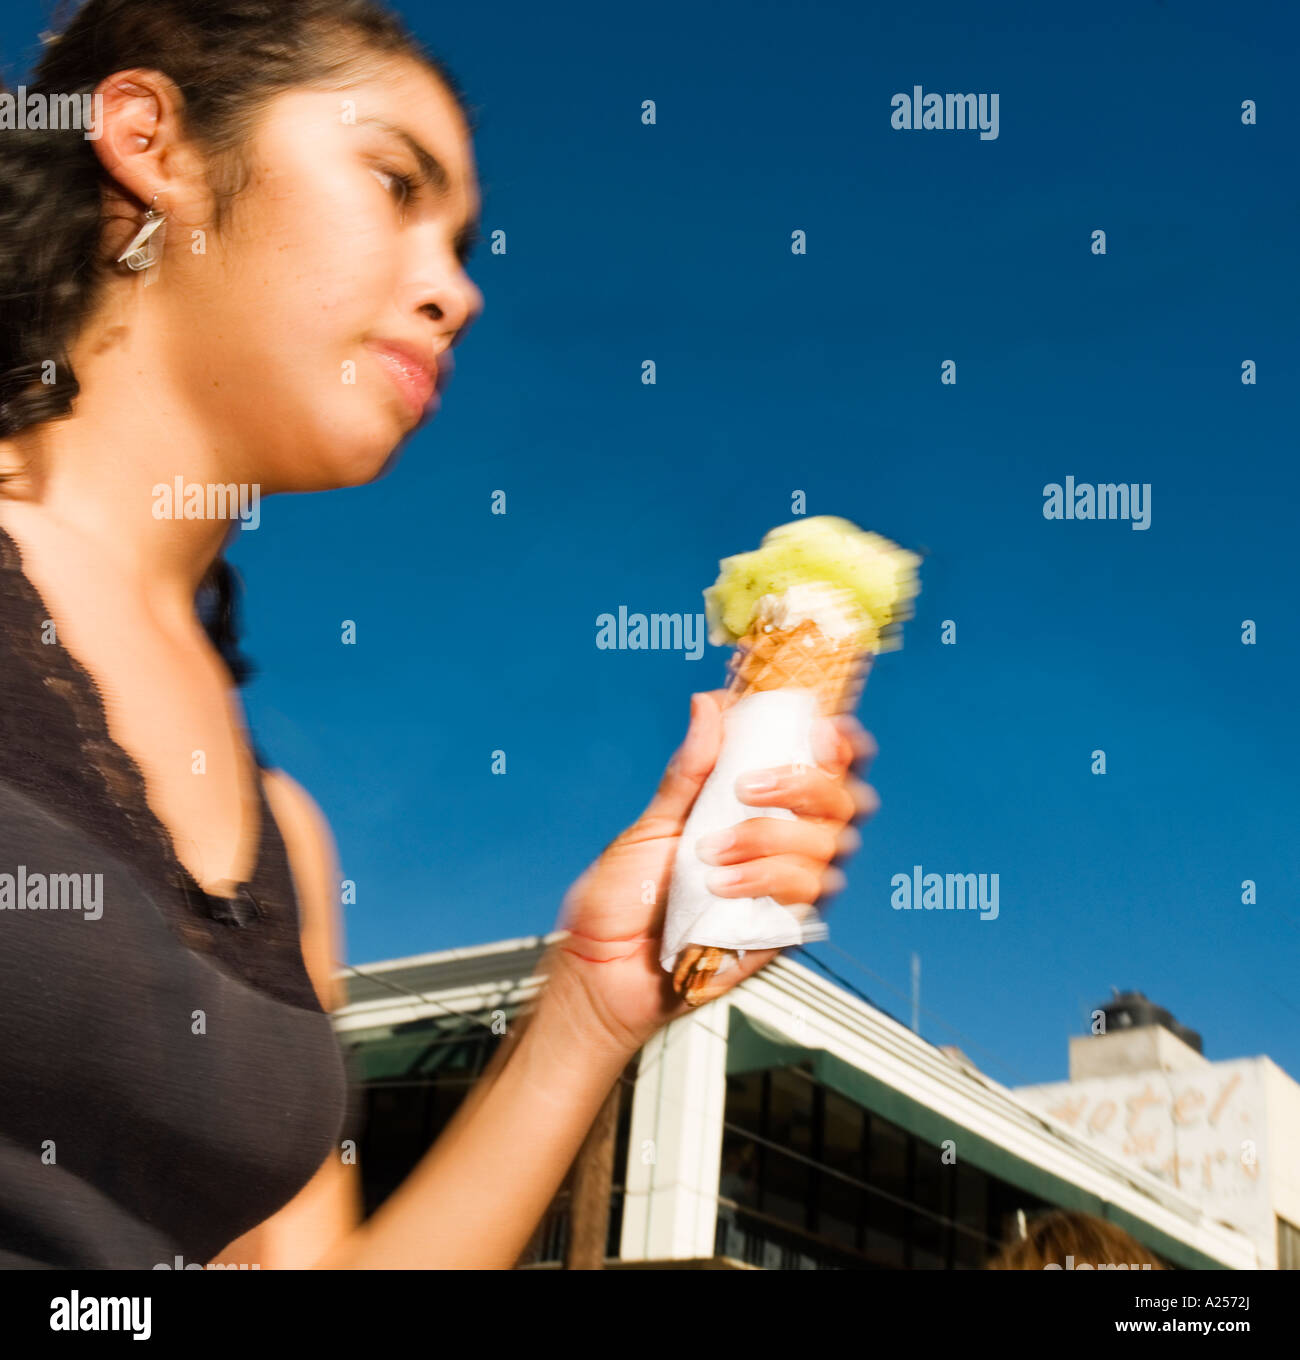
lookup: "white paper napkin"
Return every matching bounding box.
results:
[661,688,830,978]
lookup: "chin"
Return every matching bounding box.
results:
[284,423,411,492]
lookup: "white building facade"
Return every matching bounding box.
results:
[1014,1010,1300,1270]
[333,938,1266,1269]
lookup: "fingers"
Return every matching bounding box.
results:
[637,691,726,830]
[735,763,872,824]
[811,716,878,776]
[695,815,840,868]
[704,853,846,907]
[835,716,878,770]
[834,823,862,861]
[849,778,882,822]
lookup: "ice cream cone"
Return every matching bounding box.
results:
[725,616,873,717]
[665,517,919,1007]
[674,617,874,1005]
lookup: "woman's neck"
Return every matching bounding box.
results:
[0,306,256,629]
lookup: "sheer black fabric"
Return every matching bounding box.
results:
[0,525,349,1267]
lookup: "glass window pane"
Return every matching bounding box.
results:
[952,1161,992,1267]
[768,1068,814,1159]
[911,1137,948,1268]
[821,1089,866,1179]
[912,1138,946,1213]
[816,1089,865,1249]
[954,1161,988,1231]
[911,1206,946,1269]
[360,1084,431,1216]
[953,1224,989,1269]
[758,1069,813,1229]
[719,1130,761,1218]
[725,1071,764,1135]
[817,1175,861,1250]
[863,1116,908,1267]
[762,1146,812,1230]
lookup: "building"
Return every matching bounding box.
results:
[332,937,1264,1269]
[1013,990,1300,1270]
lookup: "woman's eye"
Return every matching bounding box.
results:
[371,165,417,208]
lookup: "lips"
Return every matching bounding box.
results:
[365,340,439,421]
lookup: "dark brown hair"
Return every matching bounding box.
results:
[0,0,476,683]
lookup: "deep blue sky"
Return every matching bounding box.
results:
[5,1,1297,1087]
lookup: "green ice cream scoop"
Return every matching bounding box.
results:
[703,516,921,654]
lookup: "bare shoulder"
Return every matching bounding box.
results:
[261,768,345,1012]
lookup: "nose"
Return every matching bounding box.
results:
[413,271,484,349]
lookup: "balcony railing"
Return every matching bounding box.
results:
[516,1187,884,1269]
[515,1187,624,1268]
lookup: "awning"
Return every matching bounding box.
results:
[344,1006,524,1084]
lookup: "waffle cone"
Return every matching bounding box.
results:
[724,617,872,717]
[675,620,872,1006]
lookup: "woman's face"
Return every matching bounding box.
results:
[140,56,484,492]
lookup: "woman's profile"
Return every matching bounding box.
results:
[0,0,876,1269]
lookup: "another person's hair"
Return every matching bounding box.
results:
[0,0,475,683]
[986,1209,1165,1270]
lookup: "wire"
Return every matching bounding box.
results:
[339,951,1184,1270]
[799,939,1038,1085]
[339,930,1039,1107]
[337,956,1013,1266]
[338,958,644,1090]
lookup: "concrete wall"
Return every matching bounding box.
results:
[1017,1056,1273,1266]
[1263,1058,1300,1259]
[1069,1026,1209,1081]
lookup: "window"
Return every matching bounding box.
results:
[761,1069,814,1227]
[815,1089,866,1249]
[716,1063,1145,1271]
[1279,1217,1300,1270]
[725,1071,764,1136]
[952,1161,992,1268]
[863,1115,908,1267]
[910,1137,950,1269]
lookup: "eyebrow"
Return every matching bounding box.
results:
[358,116,483,265]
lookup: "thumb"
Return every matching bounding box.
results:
[637,691,725,830]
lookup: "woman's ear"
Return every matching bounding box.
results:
[91,68,209,242]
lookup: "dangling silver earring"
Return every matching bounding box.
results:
[117,193,167,275]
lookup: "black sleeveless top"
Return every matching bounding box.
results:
[0,525,350,1268]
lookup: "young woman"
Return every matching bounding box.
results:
[0,0,878,1269]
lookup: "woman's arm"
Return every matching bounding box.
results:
[314,952,634,1269]
[241,769,638,1270]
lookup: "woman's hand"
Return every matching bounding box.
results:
[547,688,880,1055]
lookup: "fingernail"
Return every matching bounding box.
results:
[738,771,778,794]
[812,719,840,766]
[695,829,734,864]
[707,866,743,890]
